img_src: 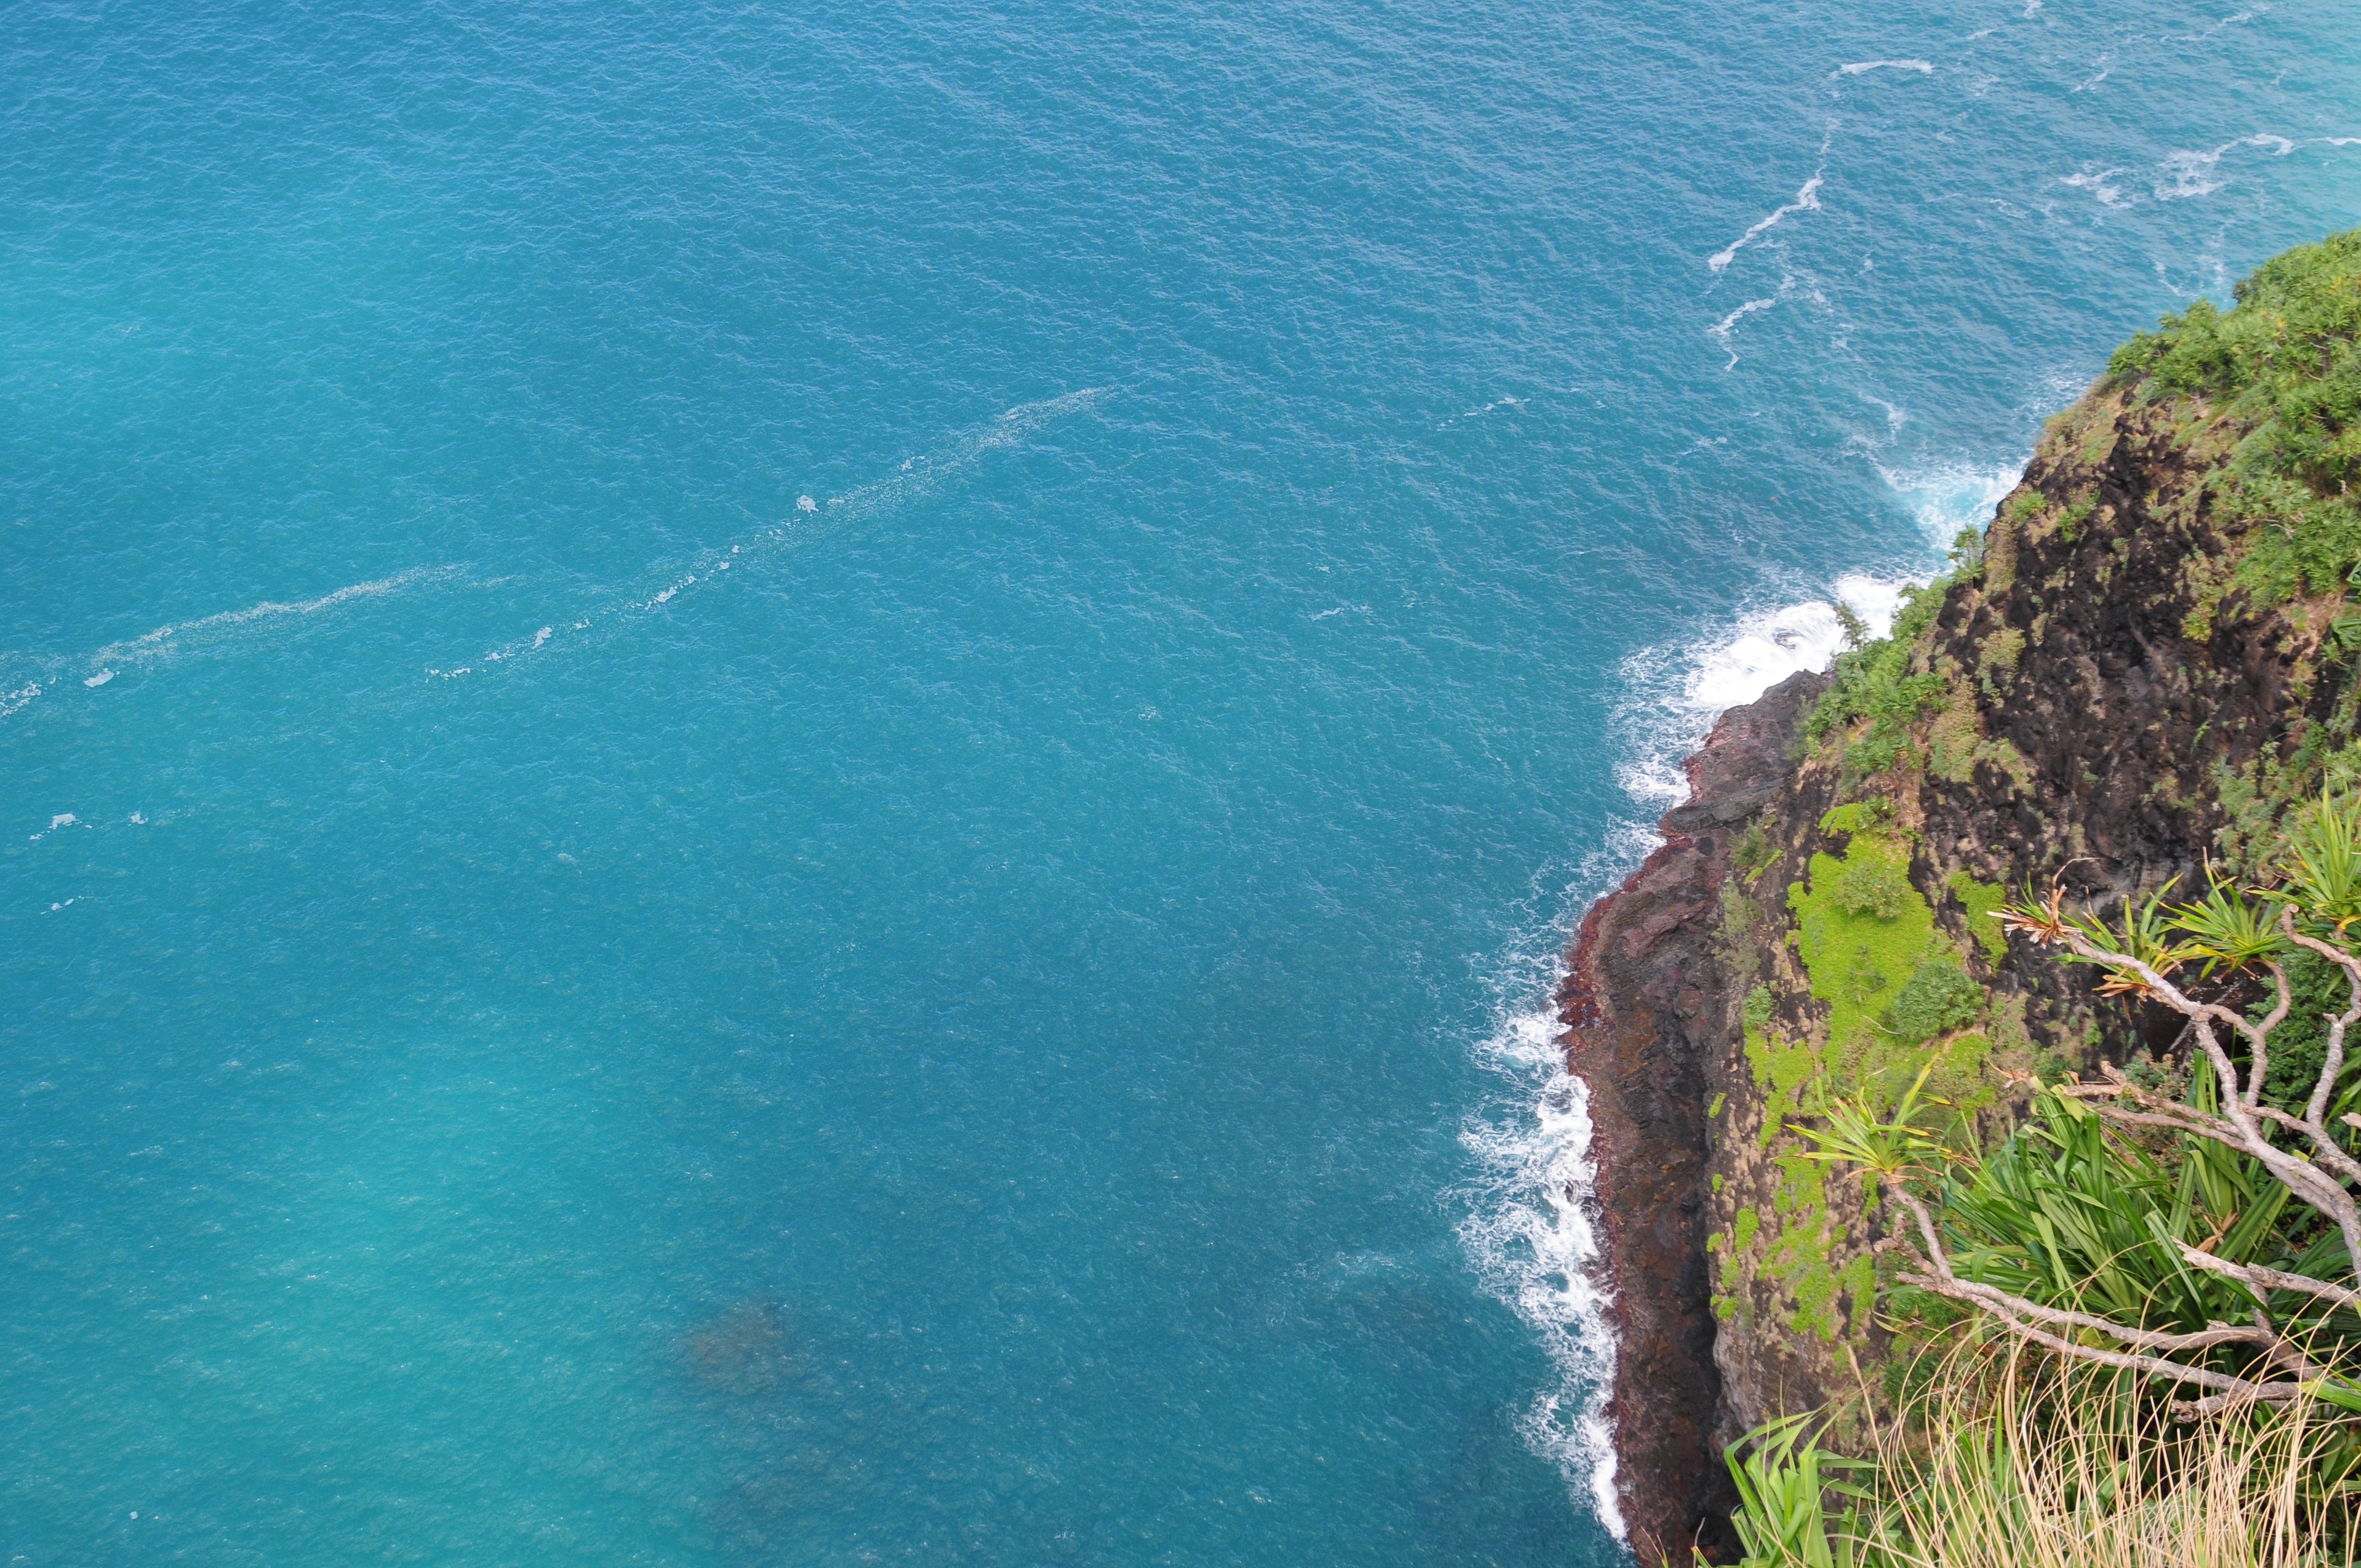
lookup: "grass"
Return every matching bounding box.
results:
[1721,1348,2358,1568]
[1786,837,1946,1107]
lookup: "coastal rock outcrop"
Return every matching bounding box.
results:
[1564,231,2361,1564]
[1557,669,1825,1564]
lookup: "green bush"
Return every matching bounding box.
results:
[1805,582,1951,778]
[1832,857,1912,920]
[2109,227,2361,602]
[1883,959,1981,1043]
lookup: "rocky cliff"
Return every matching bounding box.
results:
[1564,228,2361,1562]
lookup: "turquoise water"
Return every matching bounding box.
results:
[3,2,2355,1561]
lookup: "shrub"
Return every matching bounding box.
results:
[1792,795,2361,1425]
[1883,959,1982,1043]
[1832,857,1912,920]
[1805,583,1951,778]
[2108,227,2361,604]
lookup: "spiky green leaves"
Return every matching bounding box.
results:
[1791,1061,1949,1181]
[2272,792,2361,933]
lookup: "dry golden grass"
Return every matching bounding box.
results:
[1726,1344,2357,1568]
[1857,1364,2337,1568]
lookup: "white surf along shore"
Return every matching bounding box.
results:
[1459,461,2021,1540]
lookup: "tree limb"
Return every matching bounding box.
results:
[2177,1244,2361,1317]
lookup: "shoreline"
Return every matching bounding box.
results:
[1555,668,1827,1563]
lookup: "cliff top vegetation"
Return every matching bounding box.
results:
[1707,227,2361,1567]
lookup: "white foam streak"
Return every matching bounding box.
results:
[2180,9,2255,42]
[0,567,456,723]
[2062,168,2129,207]
[1462,1015,1624,1540]
[1834,59,1933,76]
[823,388,1107,522]
[418,388,1113,683]
[1707,296,1781,369]
[88,568,450,674]
[2155,134,2295,201]
[1709,176,1823,273]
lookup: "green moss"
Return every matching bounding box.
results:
[1774,1149,1827,1216]
[1761,1159,1880,1341]
[1840,1250,1879,1340]
[1788,1259,1842,1340]
[1819,798,1892,836]
[1762,1205,1845,1341]
[1708,1091,1726,1119]
[1748,1025,1821,1146]
[1946,870,2011,963]
[1733,847,2010,1354]
[1788,843,1939,1074]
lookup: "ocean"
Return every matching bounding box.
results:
[3,2,2354,1561]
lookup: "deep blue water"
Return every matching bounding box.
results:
[3,2,2355,1562]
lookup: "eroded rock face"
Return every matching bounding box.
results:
[1556,670,1826,1566]
[1566,382,2340,1561]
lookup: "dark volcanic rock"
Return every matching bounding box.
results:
[1557,669,1825,1565]
[1560,383,2346,1562]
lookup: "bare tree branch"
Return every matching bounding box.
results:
[2248,959,2292,1109]
[1885,1191,2324,1403]
[1892,1267,2306,1404]
[2177,1245,2361,1316]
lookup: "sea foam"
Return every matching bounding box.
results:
[1460,572,1904,1538]
[1614,572,1913,809]
[1709,175,1824,273]
[1462,1004,1626,1540]
[1459,818,1660,1543]
[1471,453,2021,1531]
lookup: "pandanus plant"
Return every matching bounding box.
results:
[1793,796,2361,1420]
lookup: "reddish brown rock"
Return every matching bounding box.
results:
[1558,669,1825,1566]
